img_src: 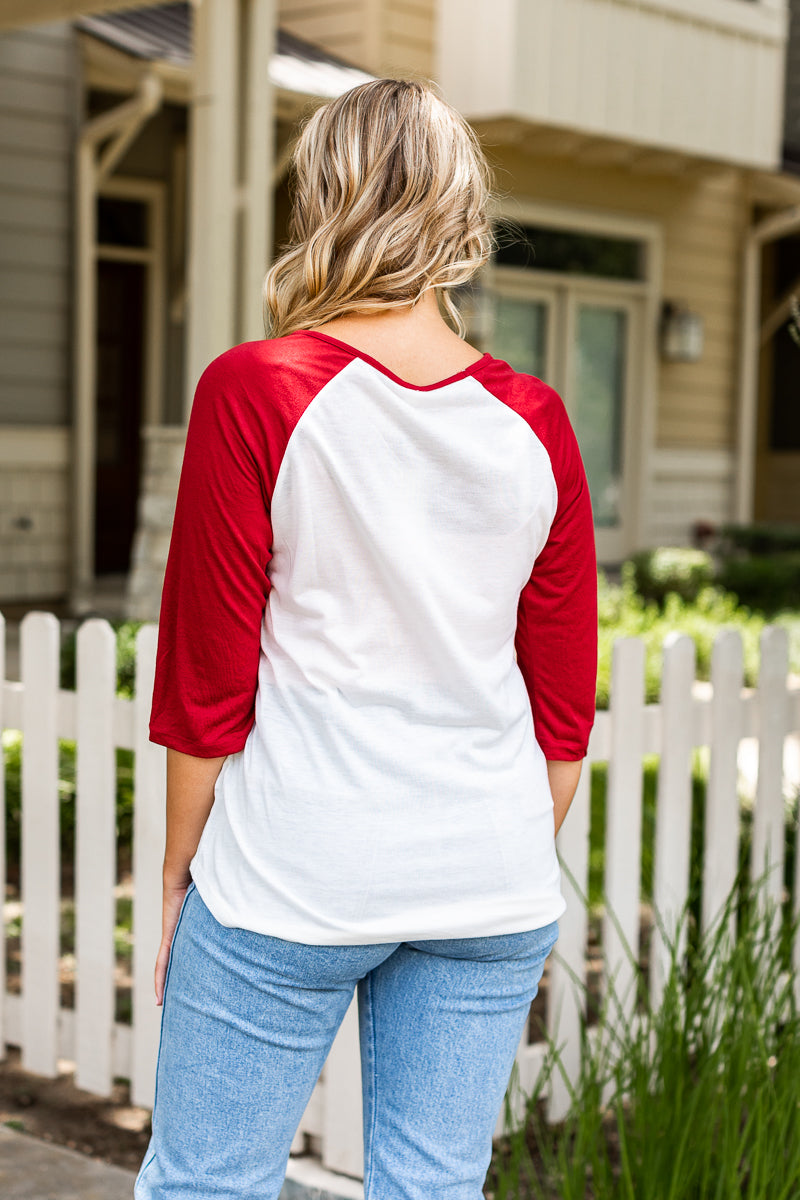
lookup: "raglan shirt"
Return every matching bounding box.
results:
[149,330,598,944]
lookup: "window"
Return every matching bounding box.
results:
[493,220,646,281]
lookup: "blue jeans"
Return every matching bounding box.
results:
[134,881,559,1200]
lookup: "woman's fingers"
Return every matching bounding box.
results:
[154,939,172,1007]
[155,882,191,1005]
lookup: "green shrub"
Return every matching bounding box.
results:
[596,567,774,709]
[627,546,714,606]
[59,619,143,695]
[715,551,800,615]
[719,521,800,556]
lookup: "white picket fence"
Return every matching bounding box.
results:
[1,611,800,1180]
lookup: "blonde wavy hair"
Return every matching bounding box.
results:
[263,77,495,339]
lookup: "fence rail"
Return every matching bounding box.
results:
[2,611,800,1178]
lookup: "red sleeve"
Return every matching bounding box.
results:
[514,401,598,761]
[149,353,272,757]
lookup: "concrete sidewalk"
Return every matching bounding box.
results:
[0,1126,364,1200]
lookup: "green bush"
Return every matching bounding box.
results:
[715,551,800,615]
[626,546,714,606]
[59,619,143,695]
[596,566,776,709]
[719,521,800,556]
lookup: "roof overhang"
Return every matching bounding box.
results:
[76,3,373,118]
[472,117,745,182]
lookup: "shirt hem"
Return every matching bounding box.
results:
[149,729,245,758]
[189,861,567,946]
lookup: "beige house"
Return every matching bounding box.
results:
[0,0,798,620]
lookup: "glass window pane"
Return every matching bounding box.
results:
[97,198,148,248]
[491,295,548,379]
[494,220,644,281]
[574,305,627,527]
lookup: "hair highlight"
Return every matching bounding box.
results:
[263,77,495,339]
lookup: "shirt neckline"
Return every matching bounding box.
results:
[295,329,493,391]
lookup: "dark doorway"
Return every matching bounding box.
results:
[94,258,145,574]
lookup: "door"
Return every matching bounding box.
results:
[93,182,165,578]
[566,290,639,561]
[94,258,145,574]
[489,273,641,562]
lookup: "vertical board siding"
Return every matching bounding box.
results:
[3,613,800,1174]
[442,0,785,168]
[75,619,118,1095]
[20,611,60,1077]
[0,22,75,427]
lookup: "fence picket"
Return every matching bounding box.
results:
[131,624,166,1109]
[752,626,789,932]
[3,610,800,1166]
[651,633,696,1011]
[0,612,5,1057]
[603,637,646,1032]
[546,724,594,1122]
[20,611,60,1077]
[320,996,364,1178]
[703,630,744,942]
[75,619,118,1094]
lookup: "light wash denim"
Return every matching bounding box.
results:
[134,880,559,1200]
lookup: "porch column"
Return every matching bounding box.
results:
[70,76,162,613]
[184,0,277,418]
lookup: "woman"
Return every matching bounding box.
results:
[135,77,597,1200]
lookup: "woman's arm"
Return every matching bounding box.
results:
[148,354,275,1004]
[155,748,226,1005]
[547,758,584,838]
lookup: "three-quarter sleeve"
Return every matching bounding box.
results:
[149,355,273,757]
[515,406,598,761]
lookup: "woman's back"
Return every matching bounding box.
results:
[149,329,596,944]
[138,76,598,1200]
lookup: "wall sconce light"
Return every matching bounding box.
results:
[660,301,704,363]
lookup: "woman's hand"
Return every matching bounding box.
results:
[155,867,193,1006]
[154,749,228,1006]
[547,758,585,837]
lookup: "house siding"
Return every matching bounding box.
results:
[278,1,369,65]
[278,0,435,76]
[0,21,76,600]
[0,21,77,426]
[491,147,746,454]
